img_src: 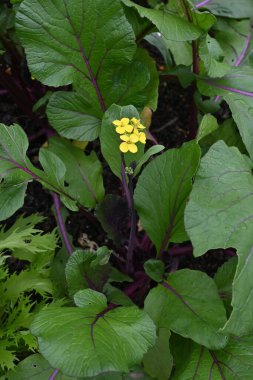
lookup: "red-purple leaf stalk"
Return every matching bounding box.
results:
[52,193,73,257]
[214,24,252,102]
[48,369,59,380]
[195,0,212,8]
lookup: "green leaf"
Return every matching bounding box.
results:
[185,141,253,335]
[4,354,85,379]
[0,348,16,372]
[122,0,202,42]
[38,149,77,211]
[47,91,102,141]
[145,269,228,349]
[196,114,218,142]
[199,118,246,156]
[172,336,253,380]
[134,141,200,253]
[65,249,111,297]
[46,137,104,209]
[145,33,174,67]
[214,19,251,66]
[16,0,136,92]
[0,214,57,262]
[214,257,237,314]
[100,104,144,179]
[199,34,230,78]
[197,0,253,18]
[133,144,165,177]
[0,124,32,221]
[31,292,156,377]
[225,93,253,161]
[143,328,173,380]
[144,259,165,282]
[198,66,253,97]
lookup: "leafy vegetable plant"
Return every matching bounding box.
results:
[1,0,253,379]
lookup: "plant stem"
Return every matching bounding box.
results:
[180,0,199,139]
[126,173,136,274]
[121,154,131,209]
[52,193,73,256]
[49,369,59,380]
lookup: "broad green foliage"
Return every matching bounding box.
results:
[16,0,159,141]
[172,335,253,379]
[145,269,228,349]
[31,289,156,377]
[0,123,105,219]
[198,66,253,97]
[65,248,111,297]
[46,137,104,209]
[225,93,253,160]
[122,0,202,42]
[2,0,253,378]
[143,328,173,380]
[0,216,57,373]
[134,141,200,253]
[185,141,253,335]
[198,0,253,18]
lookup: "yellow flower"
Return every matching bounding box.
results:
[131,117,145,130]
[119,134,138,153]
[138,132,146,144]
[113,118,133,134]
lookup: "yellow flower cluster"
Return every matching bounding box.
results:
[112,117,146,153]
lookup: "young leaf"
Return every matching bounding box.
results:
[46,137,104,209]
[144,259,165,282]
[185,141,253,335]
[30,291,156,378]
[145,269,228,349]
[196,114,218,142]
[65,249,111,297]
[122,0,202,42]
[214,257,237,314]
[133,144,165,177]
[199,34,230,78]
[100,104,144,178]
[134,141,200,254]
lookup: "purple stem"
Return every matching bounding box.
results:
[52,193,73,256]
[214,25,252,102]
[121,154,131,209]
[196,0,212,8]
[49,369,59,380]
[209,81,253,98]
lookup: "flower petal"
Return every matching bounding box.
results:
[138,132,146,144]
[138,123,146,130]
[113,120,121,127]
[129,134,139,143]
[120,142,129,153]
[121,118,129,126]
[120,134,130,142]
[131,117,139,126]
[128,143,138,153]
[125,124,134,133]
[116,126,125,134]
